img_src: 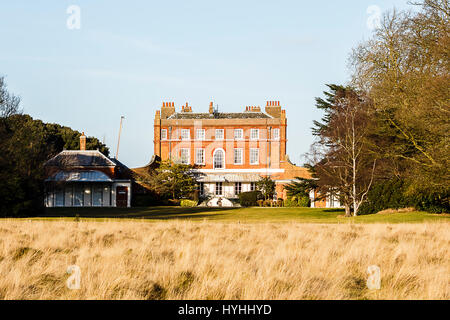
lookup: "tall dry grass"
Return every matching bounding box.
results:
[0,219,448,299]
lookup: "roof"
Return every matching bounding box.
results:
[45,150,116,167]
[45,170,113,182]
[167,112,272,120]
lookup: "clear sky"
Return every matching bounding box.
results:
[0,0,411,168]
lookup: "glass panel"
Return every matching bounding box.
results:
[55,187,64,207]
[102,185,111,206]
[84,185,92,206]
[65,186,73,206]
[73,185,84,206]
[93,185,103,206]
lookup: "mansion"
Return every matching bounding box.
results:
[152,100,337,207]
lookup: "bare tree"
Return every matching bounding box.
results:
[311,88,377,216]
[0,76,21,118]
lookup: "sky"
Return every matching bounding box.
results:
[0,0,412,168]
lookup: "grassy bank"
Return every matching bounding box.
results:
[35,206,450,224]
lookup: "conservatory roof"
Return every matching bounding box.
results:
[45,170,113,182]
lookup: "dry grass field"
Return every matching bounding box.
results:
[0,219,448,300]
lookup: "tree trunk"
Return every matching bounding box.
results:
[345,204,351,217]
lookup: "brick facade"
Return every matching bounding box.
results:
[153,100,312,201]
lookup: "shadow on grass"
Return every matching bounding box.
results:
[41,206,239,220]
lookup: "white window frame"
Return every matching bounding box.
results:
[250,182,256,191]
[250,148,259,165]
[195,148,205,165]
[215,129,224,140]
[272,128,280,141]
[161,129,167,140]
[180,148,190,164]
[250,129,259,140]
[234,148,243,165]
[234,129,244,140]
[181,129,190,140]
[213,148,225,169]
[196,129,205,140]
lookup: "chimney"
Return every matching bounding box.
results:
[80,132,86,151]
[209,102,214,114]
[161,101,176,119]
[265,100,282,118]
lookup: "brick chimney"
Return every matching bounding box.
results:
[265,100,282,118]
[181,102,192,112]
[80,132,86,151]
[209,101,214,114]
[161,101,176,119]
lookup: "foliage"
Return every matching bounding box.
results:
[180,199,198,207]
[359,179,449,215]
[284,196,310,207]
[238,191,263,207]
[350,0,449,205]
[256,176,276,200]
[135,160,197,200]
[0,77,109,216]
[284,177,317,199]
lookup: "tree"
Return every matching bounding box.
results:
[284,177,317,199]
[0,76,110,216]
[350,0,449,196]
[310,86,378,216]
[136,160,197,200]
[256,176,276,200]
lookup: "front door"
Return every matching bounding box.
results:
[116,186,128,207]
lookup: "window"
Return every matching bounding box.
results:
[234,129,243,140]
[250,148,259,165]
[235,182,242,195]
[234,148,243,165]
[195,148,205,165]
[181,129,190,140]
[196,129,205,140]
[250,182,256,191]
[215,129,224,140]
[180,148,190,164]
[161,129,167,140]
[93,185,103,206]
[213,149,225,169]
[199,182,204,195]
[272,128,280,140]
[215,182,223,195]
[250,129,259,140]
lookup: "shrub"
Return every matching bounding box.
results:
[238,191,262,207]
[284,197,299,207]
[257,200,264,207]
[358,178,449,215]
[180,199,198,207]
[263,200,273,207]
[277,199,284,207]
[297,196,310,207]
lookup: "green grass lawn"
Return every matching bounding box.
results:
[27,206,450,224]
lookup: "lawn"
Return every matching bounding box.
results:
[37,206,449,224]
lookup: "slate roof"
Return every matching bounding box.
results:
[167,112,271,120]
[45,150,116,167]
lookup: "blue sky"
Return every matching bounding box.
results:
[0,0,411,168]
